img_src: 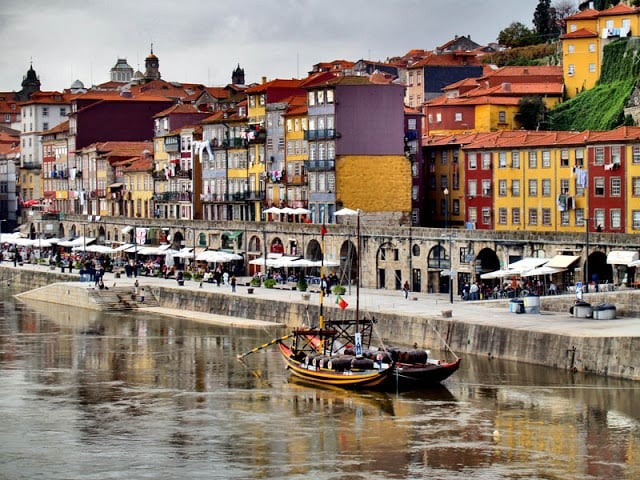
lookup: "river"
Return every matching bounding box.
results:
[1,288,639,479]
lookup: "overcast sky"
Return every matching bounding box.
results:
[0,0,542,92]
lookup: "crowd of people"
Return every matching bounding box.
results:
[461,277,559,301]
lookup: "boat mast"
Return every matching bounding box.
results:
[320,223,326,329]
[356,209,360,327]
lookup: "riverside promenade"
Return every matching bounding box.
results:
[3,261,640,381]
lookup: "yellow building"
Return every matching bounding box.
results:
[283,104,309,210]
[562,4,640,98]
[336,154,412,215]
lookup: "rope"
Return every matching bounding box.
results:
[236,334,292,359]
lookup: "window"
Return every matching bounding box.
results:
[512,208,521,225]
[576,208,584,226]
[498,208,507,224]
[498,179,507,196]
[528,151,537,168]
[542,208,551,225]
[286,119,292,132]
[498,111,506,123]
[594,208,605,229]
[455,112,462,122]
[441,151,448,165]
[511,151,520,168]
[568,44,574,53]
[612,146,621,164]
[468,152,477,170]
[408,72,414,86]
[440,175,448,190]
[560,178,569,194]
[317,90,324,104]
[416,72,422,85]
[611,177,622,196]
[436,113,442,122]
[481,179,491,196]
[568,64,575,76]
[42,122,48,131]
[633,211,640,230]
[542,179,551,197]
[468,207,477,223]
[589,63,596,73]
[511,179,520,196]
[498,152,507,168]
[561,211,570,226]
[308,92,315,106]
[412,185,418,200]
[481,152,491,170]
[594,177,605,196]
[561,150,569,167]
[611,209,622,229]
[575,148,584,166]
[589,43,596,53]
[594,147,604,165]
[633,177,640,196]
[60,107,66,116]
[42,107,48,116]
[528,208,538,226]
[482,208,491,225]
[542,150,551,168]
[468,180,477,197]
[528,179,538,196]
[326,90,334,103]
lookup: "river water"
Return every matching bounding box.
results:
[1,289,639,480]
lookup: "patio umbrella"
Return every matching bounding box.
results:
[263,207,281,214]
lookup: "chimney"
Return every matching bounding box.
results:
[502,82,511,92]
[262,76,267,84]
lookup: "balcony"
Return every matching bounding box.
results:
[153,192,193,202]
[21,162,41,170]
[220,137,247,148]
[247,132,266,144]
[304,128,336,141]
[305,159,335,171]
[287,174,308,185]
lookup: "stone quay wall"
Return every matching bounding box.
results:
[3,265,639,382]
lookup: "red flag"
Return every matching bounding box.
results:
[320,225,327,236]
[336,295,348,310]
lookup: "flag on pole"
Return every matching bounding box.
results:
[320,224,327,237]
[336,295,348,310]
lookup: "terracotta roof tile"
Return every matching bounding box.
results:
[560,27,598,39]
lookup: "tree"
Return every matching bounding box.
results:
[498,22,538,48]
[515,96,547,130]
[553,0,579,33]
[533,0,561,41]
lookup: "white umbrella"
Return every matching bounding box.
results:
[173,248,195,259]
[480,269,518,279]
[280,207,296,215]
[521,266,566,277]
[263,207,281,214]
[293,207,310,215]
[197,250,242,263]
[334,207,359,217]
[290,258,315,267]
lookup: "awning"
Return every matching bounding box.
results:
[109,183,123,189]
[121,226,133,234]
[521,266,566,277]
[507,257,548,273]
[222,230,243,239]
[545,255,581,269]
[607,250,639,265]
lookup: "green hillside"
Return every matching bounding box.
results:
[548,39,640,131]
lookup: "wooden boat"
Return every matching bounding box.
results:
[276,317,460,392]
[240,207,461,392]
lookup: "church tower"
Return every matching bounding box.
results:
[144,44,161,82]
[232,64,245,85]
[16,63,41,101]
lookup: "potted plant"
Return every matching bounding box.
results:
[250,276,262,287]
[332,284,346,295]
[264,278,276,289]
[183,271,193,281]
[297,274,308,292]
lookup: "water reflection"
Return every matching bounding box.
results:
[1,291,639,479]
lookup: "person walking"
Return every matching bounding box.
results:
[231,275,237,293]
[402,280,410,299]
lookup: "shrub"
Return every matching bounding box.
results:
[264,278,276,289]
[332,284,346,295]
[183,271,192,280]
[250,277,262,287]
[297,276,308,292]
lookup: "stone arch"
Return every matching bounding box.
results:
[427,243,449,294]
[248,235,262,254]
[270,236,284,254]
[172,231,184,250]
[586,250,611,285]
[376,240,400,289]
[98,225,106,243]
[57,222,65,238]
[475,247,500,280]
[306,239,322,261]
[338,239,358,286]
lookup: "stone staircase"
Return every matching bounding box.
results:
[86,286,160,310]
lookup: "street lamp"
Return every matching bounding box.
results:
[443,187,449,229]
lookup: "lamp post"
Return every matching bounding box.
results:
[443,188,453,303]
[585,216,590,293]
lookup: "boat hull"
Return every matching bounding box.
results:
[278,343,460,392]
[278,342,393,390]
